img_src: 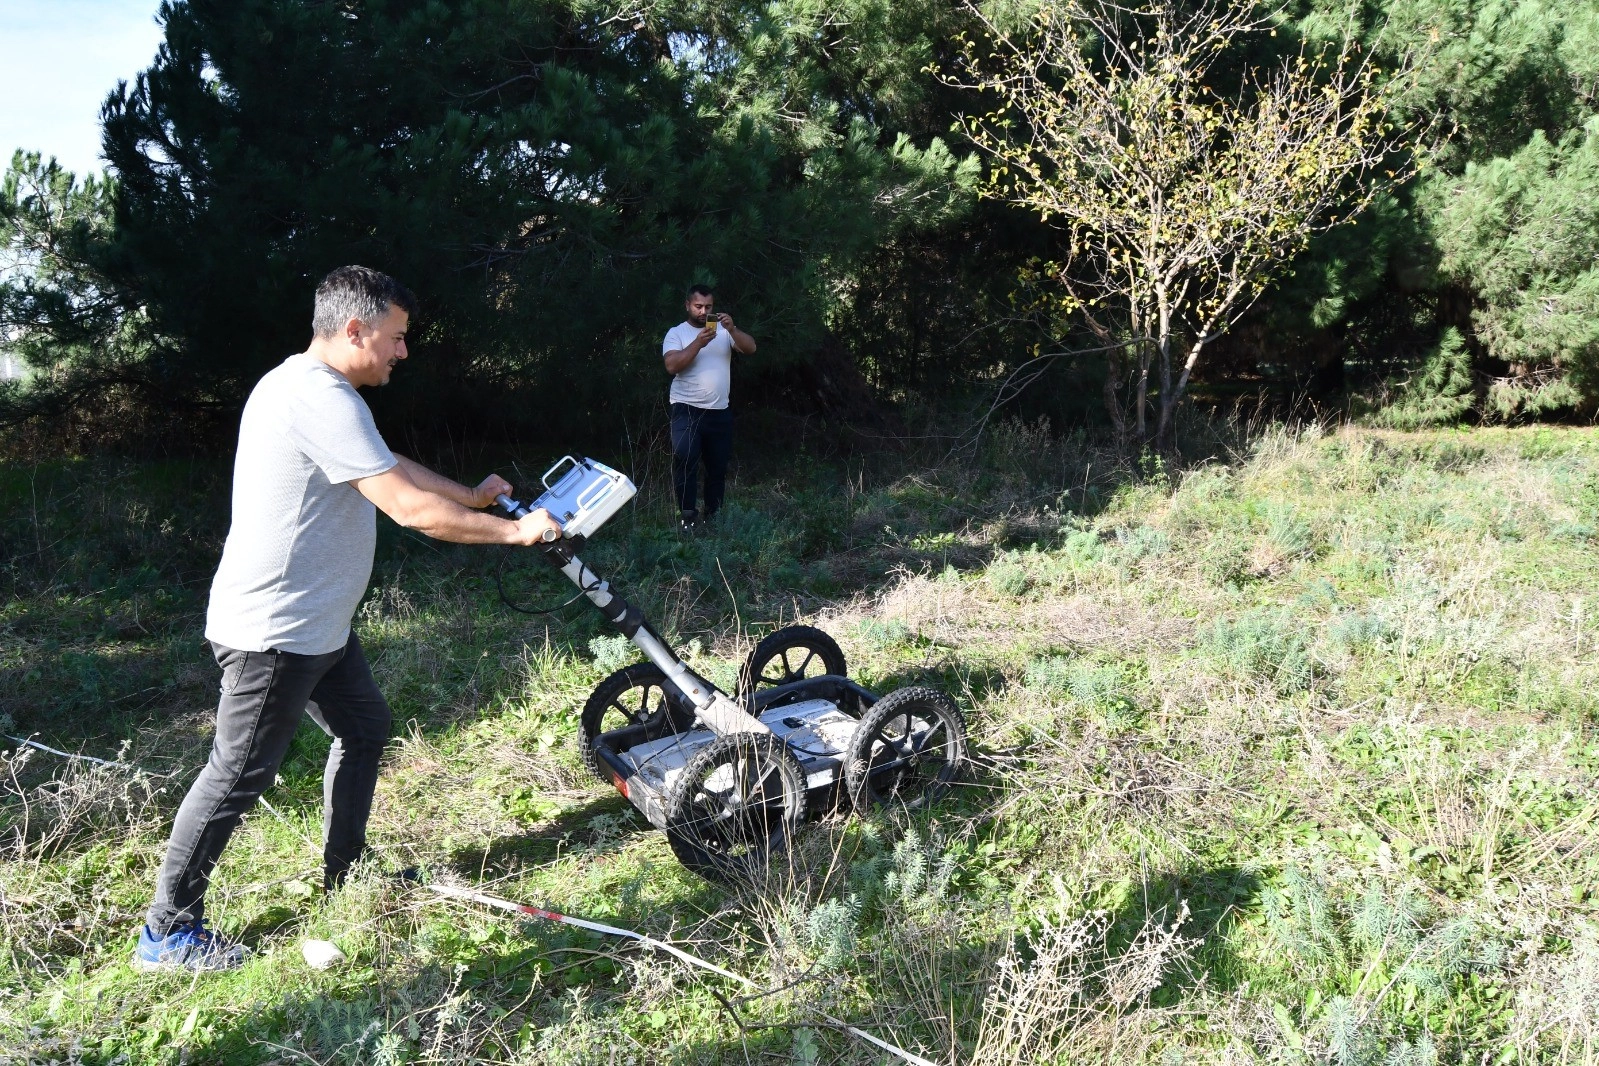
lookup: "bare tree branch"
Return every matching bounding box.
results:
[939,0,1431,447]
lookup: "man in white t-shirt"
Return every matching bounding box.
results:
[134,266,560,972]
[662,284,756,530]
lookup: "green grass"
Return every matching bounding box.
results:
[3,422,1599,1063]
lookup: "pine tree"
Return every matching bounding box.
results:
[3,0,971,443]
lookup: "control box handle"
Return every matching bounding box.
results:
[541,455,581,492]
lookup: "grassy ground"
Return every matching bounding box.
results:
[2,420,1598,1064]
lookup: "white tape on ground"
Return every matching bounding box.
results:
[5,735,132,769]
[9,734,942,1066]
[425,881,941,1066]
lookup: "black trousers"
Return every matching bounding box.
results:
[145,631,391,934]
[670,403,733,518]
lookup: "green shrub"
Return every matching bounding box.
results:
[1062,528,1105,565]
[1204,607,1315,693]
[1197,532,1252,586]
[1378,328,1475,431]
[1328,611,1392,653]
[1023,655,1144,731]
[1114,525,1170,564]
[587,634,635,674]
[987,551,1032,597]
[804,896,861,970]
[794,487,854,557]
[855,617,913,651]
[1264,503,1315,558]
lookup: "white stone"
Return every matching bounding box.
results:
[301,939,347,970]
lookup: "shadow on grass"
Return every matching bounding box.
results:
[445,790,639,878]
[1101,862,1264,1000]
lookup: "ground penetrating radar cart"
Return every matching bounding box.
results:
[496,457,968,881]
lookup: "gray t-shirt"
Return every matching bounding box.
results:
[205,354,398,655]
[664,321,733,410]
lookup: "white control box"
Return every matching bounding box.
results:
[530,457,636,540]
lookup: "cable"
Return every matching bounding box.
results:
[493,546,602,616]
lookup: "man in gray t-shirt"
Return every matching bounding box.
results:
[662,283,756,530]
[135,266,559,972]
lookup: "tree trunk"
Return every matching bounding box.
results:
[1154,338,1207,449]
[1103,347,1128,447]
[1154,393,1179,451]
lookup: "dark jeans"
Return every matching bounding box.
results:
[671,403,733,518]
[145,631,391,934]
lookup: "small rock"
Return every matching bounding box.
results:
[301,939,346,970]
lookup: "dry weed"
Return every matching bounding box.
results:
[0,745,169,861]
[1503,928,1599,1064]
[972,902,1196,1064]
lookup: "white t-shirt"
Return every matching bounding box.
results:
[205,354,398,655]
[663,321,733,410]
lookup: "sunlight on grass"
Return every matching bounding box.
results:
[3,424,1599,1062]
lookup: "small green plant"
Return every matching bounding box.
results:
[1062,528,1105,565]
[804,895,861,970]
[587,633,635,674]
[1114,524,1170,563]
[1264,503,1315,558]
[987,551,1032,597]
[1328,611,1391,654]
[855,616,913,651]
[299,997,384,1065]
[1023,656,1144,731]
[794,486,853,556]
[1204,607,1315,693]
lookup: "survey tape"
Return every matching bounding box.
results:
[424,881,941,1066]
[7,734,941,1066]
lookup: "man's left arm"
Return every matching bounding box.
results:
[717,314,756,355]
[392,454,507,509]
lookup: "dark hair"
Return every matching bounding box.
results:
[313,266,419,338]
[686,284,714,300]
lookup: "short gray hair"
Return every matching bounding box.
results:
[312,266,419,339]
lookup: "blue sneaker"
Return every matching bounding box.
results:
[133,920,246,972]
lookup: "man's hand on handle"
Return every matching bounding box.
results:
[514,508,563,545]
[471,473,514,510]
[473,473,564,541]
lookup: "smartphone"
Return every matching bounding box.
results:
[703,311,717,332]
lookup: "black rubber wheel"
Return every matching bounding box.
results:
[662,732,808,882]
[579,663,696,782]
[843,686,966,813]
[737,625,847,694]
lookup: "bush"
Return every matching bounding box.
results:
[1378,328,1476,431]
[987,551,1032,598]
[1204,607,1316,693]
[1023,655,1144,731]
[1061,529,1105,565]
[1113,525,1170,565]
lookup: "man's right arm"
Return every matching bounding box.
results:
[351,465,560,545]
[664,327,712,375]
